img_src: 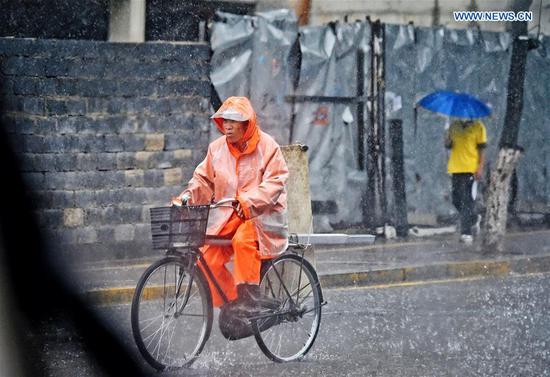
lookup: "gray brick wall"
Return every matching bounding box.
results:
[0,38,211,262]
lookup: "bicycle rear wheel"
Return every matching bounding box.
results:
[131,255,213,370]
[253,254,323,362]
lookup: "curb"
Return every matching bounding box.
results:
[84,254,550,306]
[320,254,550,288]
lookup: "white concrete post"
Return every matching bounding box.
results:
[108,0,146,43]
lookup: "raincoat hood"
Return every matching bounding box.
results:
[211,96,260,157]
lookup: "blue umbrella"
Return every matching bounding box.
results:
[414,90,491,135]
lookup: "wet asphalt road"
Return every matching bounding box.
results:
[44,272,550,376]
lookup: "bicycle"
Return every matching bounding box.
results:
[131,198,326,371]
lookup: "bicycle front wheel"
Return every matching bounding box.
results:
[131,256,213,370]
[253,254,323,362]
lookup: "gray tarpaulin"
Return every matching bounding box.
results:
[292,22,370,226]
[518,35,550,209]
[210,10,550,228]
[209,9,297,144]
[385,25,513,220]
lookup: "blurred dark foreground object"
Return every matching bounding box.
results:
[0,123,148,375]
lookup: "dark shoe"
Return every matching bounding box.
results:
[459,234,473,244]
[236,284,281,311]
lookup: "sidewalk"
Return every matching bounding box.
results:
[72,228,550,305]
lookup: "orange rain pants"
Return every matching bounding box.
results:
[200,213,267,307]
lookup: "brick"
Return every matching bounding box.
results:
[116,117,138,133]
[18,153,36,172]
[114,224,135,242]
[93,171,124,190]
[44,171,117,190]
[66,61,105,78]
[77,135,105,153]
[0,77,14,95]
[50,190,76,208]
[141,114,203,133]
[144,169,164,187]
[78,117,107,134]
[75,227,98,244]
[20,97,44,115]
[55,78,79,96]
[95,189,126,205]
[23,135,46,153]
[133,223,151,241]
[134,151,155,169]
[12,78,38,95]
[144,133,164,151]
[22,172,44,188]
[55,153,77,171]
[116,79,157,97]
[96,153,117,171]
[45,99,66,115]
[116,152,135,170]
[141,98,170,114]
[85,206,142,225]
[45,99,86,115]
[26,153,56,171]
[6,115,36,134]
[76,153,97,170]
[64,208,84,227]
[32,191,51,209]
[173,149,193,160]
[97,226,115,243]
[104,135,124,152]
[164,168,183,186]
[118,206,143,223]
[34,117,57,134]
[122,134,145,151]
[105,98,136,114]
[78,79,118,97]
[56,116,79,134]
[1,57,44,76]
[51,228,77,245]
[1,96,19,112]
[144,186,180,204]
[43,59,71,77]
[93,188,148,206]
[164,130,205,150]
[84,207,110,224]
[74,190,97,207]
[140,205,154,222]
[35,78,58,95]
[125,169,144,187]
[44,171,75,190]
[87,98,108,113]
[156,79,210,97]
[36,209,64,229]
[168,96,209,113]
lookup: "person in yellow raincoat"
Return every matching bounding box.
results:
[171,96,289,310]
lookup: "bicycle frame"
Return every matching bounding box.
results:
[167,198,316,310]
[166,243,312,310]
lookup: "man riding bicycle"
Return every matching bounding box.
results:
[171,96,289,313]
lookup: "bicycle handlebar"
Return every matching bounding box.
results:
[209,198,237,209]
[171,197,237,210]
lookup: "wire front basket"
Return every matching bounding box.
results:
[150,205,210,250]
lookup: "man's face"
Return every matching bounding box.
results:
[223,119,247,143]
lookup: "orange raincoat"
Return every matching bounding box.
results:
[179,96,289,306]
